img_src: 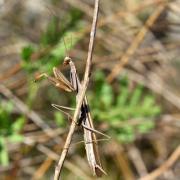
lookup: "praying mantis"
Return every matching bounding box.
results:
[35,54,108,177]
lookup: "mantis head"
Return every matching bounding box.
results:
[63,56,72,66]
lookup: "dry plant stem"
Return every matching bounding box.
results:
[140,145,180,180]
[112,142,135,180]
[72,0,165,35]
[106,5,166,83]
[0,84,60,143]
[32,144,92,180]
[54,0,99,179]
[0,156,45,173]
[0,63,21,81]
[33,158,53,179]
[39,145,93,180]
[128,145,148,177]
[125,69,180,110]
[66,0,93,17]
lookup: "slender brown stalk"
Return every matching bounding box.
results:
[0,84,60,142]
[106,5,166,83]
[53,0,100,179]
[140,145,180,180]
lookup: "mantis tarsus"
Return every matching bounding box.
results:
[35,56,108,176]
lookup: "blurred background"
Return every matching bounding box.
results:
[0,0,180,179]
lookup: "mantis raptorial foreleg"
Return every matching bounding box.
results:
[35,68,74,92]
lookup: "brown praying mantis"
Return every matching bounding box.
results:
[35,55,109,177]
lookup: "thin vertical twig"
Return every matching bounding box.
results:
[54,0,100,179]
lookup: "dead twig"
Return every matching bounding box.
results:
[37,145,93,180]
[140,145,180,180]
[111,142,135,180]
[125,69,180,110]
[0,84,62,144]
[128,144,148,177]
[54,0,100,179]
[106,5,166,83]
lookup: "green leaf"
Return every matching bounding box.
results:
[142,95,155,109]
[8,134,24,143]
[0,102,13,135]
[129,86,143,107]
[94,70,105,82]
[41,17,61,46]
[54,112,65,127]
[4,101,14,113]
[117,131,135,143]
[0,137,9,166]
[21,45,35,61]
[117,125,134,143]
[91,74,162,143]
[12,117,25,133]
[100,83,113,108]
[117,87,129,106]
[137,121,154,133]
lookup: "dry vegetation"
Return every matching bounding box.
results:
[0,0,180,179]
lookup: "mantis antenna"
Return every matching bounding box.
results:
[62,37,69,58]
[63,33,74,58]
